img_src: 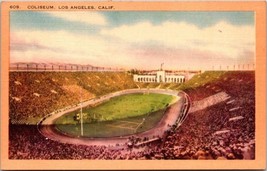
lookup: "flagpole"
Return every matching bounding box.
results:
[80,87,83,136]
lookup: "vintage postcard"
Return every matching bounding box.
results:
[1,1,266,170]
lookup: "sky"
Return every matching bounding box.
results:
[10,11,255,70]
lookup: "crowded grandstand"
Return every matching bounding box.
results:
[9,68,255,160]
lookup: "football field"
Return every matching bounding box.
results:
[55,93,174,137]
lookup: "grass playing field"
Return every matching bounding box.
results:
[55,93,175,137]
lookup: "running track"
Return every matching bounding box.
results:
[38,89,185,146]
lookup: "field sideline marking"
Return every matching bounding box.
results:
[118,120,140,125]
[107,124,136,130]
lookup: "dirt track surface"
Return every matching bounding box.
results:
[39,89,184,146]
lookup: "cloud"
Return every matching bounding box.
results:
[10,20,255,70]
[100,21,255,59]
[10,30,137,68]
[45,11,107,26]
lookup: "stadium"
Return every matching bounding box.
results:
[8,11,256,160]
[9,64,255,160]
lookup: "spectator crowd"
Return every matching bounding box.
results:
[9,71,255,160]
[9,72,137,124]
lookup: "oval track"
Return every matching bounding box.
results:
[38,88,185,146]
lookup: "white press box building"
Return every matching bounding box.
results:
[133,70,185,83]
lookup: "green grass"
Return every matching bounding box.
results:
[55,93,174,138]
[55,93,174,124]
[55,108,167,138]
